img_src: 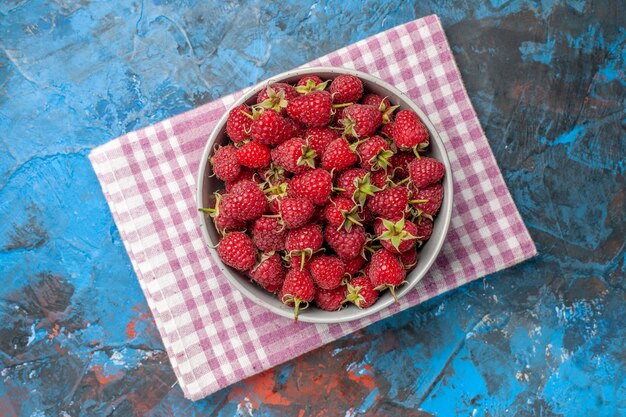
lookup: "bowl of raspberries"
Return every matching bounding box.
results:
[197,67,452,323]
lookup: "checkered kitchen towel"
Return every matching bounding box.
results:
[89,14,536,400]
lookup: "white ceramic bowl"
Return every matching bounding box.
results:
[197,67,453,323]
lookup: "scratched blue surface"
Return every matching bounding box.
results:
[1,1,624,416]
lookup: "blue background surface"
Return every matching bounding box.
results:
[1,1,624,416]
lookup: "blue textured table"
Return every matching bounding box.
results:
[1,1,624,416]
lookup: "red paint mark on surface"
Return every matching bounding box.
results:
[91,365,120,385]
[53,344,67,355]
[132,306,150,319]
[126,318,138,339]
[347,363,376,390]
[126,305,153,339]
[228,344,384,414]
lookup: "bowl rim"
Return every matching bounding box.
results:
[196,66,453,323]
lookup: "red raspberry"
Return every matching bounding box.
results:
[393,110,429,152]
[281,267,316,321]
[357,135,393,171]
[305,127,339,157]
[286,91,333,127]
[289,169,332,206]
[399,249,418,270]
[374,217,418,254]
[414,218,434,242]
[380,121,394,138]
[336,168,379,206]
[370,169,389,189]
[324,225,366,260]
[285,223,323,269]
[285,223,324,251]
[323,197,362,231]
[410,183,444,217]
[321,138,358,172]
[361,93,391,108]
[408,157,445,189]
[251,109,292,145]
[235,141,271,169]
[330,74,363,104]
[336,168,367,199]
[213,211,246,234]
[314,286,346,311]
[297,75,324,88]
[257,83,298,102]
[249,252,286,292]
[340,104,382,138]
[211,144,240,182]
[200,192,246,234]
[221,179,267,221]
[360,94,398,124]
[309,255,346,290]
[251,217,286,252]
[217,232,257,271]
[226,105,253,143]
[369,249,405,300]
[344,276,379,308]
[271,138,316,174]
[295,75,329,95]
[390,152,415,181]
[256,83,299,114]
[366,186,410,220]
[279,197,315,229]
[344,256,365,276]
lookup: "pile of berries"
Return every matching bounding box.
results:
[202,73,445,320]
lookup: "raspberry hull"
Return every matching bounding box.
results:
[204,73,446,320]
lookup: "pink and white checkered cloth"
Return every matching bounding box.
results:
[89,15,536,400]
